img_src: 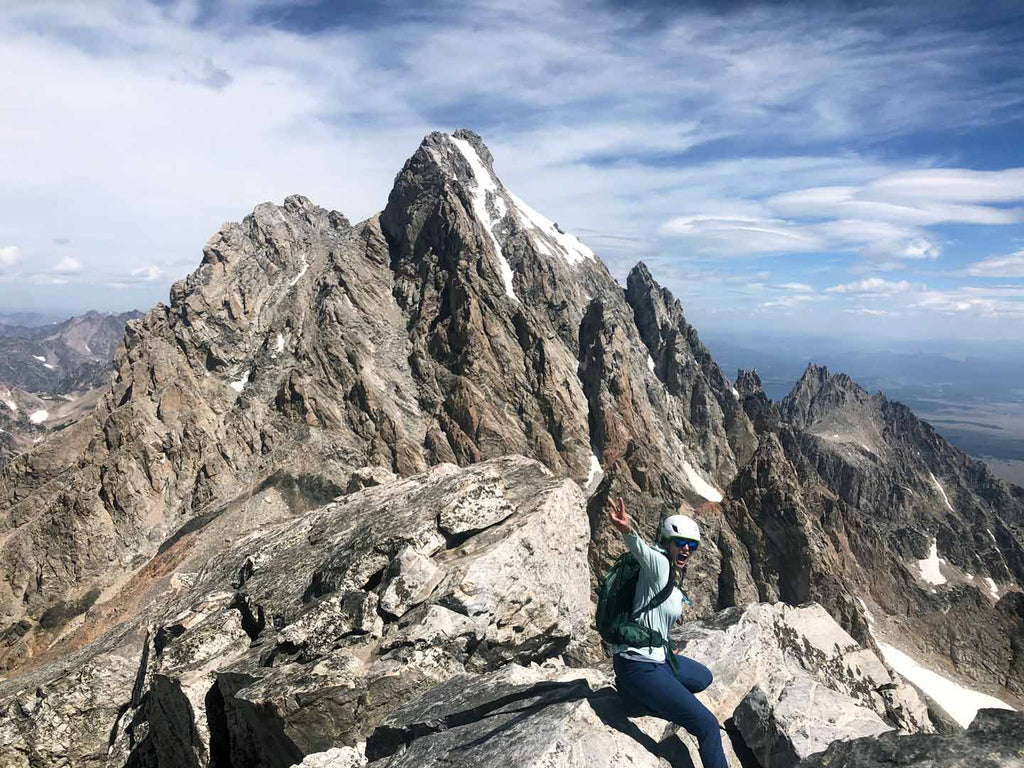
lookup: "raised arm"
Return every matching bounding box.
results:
[607,497,668,580]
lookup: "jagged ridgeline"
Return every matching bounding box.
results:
[0,130,1022,768]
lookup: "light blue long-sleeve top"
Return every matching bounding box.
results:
[610,531,684,663]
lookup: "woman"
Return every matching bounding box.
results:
[608,496,728,768]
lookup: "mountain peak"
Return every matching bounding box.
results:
[450,128,494,169]
[780,362,870,431]
[792,362,862,396]
[735,369,764,397]
[382,129,600,312]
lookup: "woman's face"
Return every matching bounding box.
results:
[666,538,696,570]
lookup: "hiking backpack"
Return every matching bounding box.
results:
[596,551,675,649]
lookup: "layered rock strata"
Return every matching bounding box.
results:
[0,130,751,670]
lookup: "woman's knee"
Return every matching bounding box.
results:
[677,656,713,693]
[695,665,713,692]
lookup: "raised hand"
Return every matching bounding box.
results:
[608,496,631,533]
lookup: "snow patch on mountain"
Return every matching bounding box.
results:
[860,598,1014,727]
[875,641,1013,727]
[33,355,45,363]
[929,472,953,512]
[917,539,947,585]
[647,355,655,373]
[986,577,1000,600]
[583,454,604,497]
[289,254,309,287]
[450,137,518,303]
[508,191,596,267]
[682,460,723,502]
[229,372,249,393]
[29,409,48,424]
[856,597,875,623]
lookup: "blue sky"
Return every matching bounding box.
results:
[1,0,1023,344]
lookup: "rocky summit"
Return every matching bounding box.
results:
[0,130,1022,768]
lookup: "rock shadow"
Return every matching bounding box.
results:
[588,686,697,768]
[368,677,713,768]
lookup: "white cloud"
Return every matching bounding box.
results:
[760,294,826,309]
[825,278,923,296]
[0,0,1022,345]
[912,287,1024,319]
[966,250,1024,278]
[844,308,896,317]
[865,168,1024,203]
[130,265,163,282]
[659,208,948,263]
[53,256,82,273]
[659,215,824,255]
[663,164,1022,263]
[768,183,1022,226]
[776,282,814,292]
[0,245,19,268]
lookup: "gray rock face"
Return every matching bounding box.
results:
[734,675,892,768]
[291,747,366,768]
[736,370,780,435]
[364,664,665,768]
[675,602,931,734]
[0,647,140,768]
[378,546,442,619]
[0,310,141,394]
[0,131,751,672]
[0,456,592,768]
[796,708,1024,768]
[770,365,1024,697]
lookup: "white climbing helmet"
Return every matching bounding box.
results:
[660,514,701,544]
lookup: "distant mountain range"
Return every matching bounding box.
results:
[704,332,1024,485]
[0,309,141,465]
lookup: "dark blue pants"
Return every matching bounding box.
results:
[613,653,727,768]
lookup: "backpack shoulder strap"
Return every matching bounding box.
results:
[630,572,675,620]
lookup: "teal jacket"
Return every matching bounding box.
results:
[611,531,684,662]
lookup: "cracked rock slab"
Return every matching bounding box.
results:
[735,673,892,768]
[365,664,664,768]
[675,602,931,734]
[796,708,1024,768]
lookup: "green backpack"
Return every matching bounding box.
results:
[596,551,676,651]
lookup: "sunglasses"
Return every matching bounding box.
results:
[669,537,699,551]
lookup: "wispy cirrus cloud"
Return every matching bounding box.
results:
[825,278,925,296]
[966,250,1024,278]
[844,308,897,317]
[0,0,1022,339]
[662,166,1024,265]
[911,286,1024,319]
[760,293,829,311]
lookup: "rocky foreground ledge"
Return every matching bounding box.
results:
[1,455,1019,767]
